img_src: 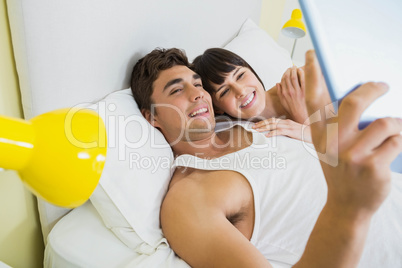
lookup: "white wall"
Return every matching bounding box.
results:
[276,0,314,66]
[259,0,287,41]
[0,0,44,267]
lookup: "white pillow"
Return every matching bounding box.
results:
[224,18,293,90]
[88,89,173,253]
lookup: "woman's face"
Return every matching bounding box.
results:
[210,66,266,120]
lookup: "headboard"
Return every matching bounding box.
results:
[7,0,262,242]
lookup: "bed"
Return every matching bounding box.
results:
[7,0,296,266]
[7,0,402,266]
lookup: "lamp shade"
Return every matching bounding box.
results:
[0,108,107,208]
[281,9,306,38]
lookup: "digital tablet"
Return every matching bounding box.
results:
[299,0,402,125]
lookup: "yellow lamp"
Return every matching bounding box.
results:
[281,8,307,59]
[0,108,107,208]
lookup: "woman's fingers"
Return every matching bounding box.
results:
[291,66,300,91]
[282,65,305,94]
[281,68,291,86]
[265,130,280,137]
[282,66,300,94]
[304,50,326,117]
[252,118,279,129]
[297,67,305,93]
[264,123,312,143]
[253,119,298,132]
[253,118,312,143]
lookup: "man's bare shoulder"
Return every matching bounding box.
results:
[165,167,227,204]
[168,164,250,192]
[162,166,253,220]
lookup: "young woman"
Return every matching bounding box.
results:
[192,48,314,142]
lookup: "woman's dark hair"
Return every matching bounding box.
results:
[131,48,190,112]
[191,48,264,95]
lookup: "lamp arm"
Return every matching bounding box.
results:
[291,38,298,59]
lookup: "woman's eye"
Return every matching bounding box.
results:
[237,72,245,80]
[194,83,202,87]
[220,88,229,98]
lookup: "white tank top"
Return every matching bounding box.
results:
[173,126,327,266]
[172,124,402,267]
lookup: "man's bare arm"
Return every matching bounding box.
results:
[293,50,402,268]
[161,177,271,268]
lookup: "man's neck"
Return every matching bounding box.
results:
[170,131,228,158]
[171,126,252,159]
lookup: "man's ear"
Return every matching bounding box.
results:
[141,109,160,128]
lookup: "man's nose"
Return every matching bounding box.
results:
[189,85,204,101]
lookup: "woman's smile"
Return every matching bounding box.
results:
[239,91,256,109]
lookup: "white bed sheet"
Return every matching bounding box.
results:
[45,201,190,268]
[45,201,138,267]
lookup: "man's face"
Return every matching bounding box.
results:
[146,65,215,145]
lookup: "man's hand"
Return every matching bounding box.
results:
[294,50,402,268]
[305,50,402,216]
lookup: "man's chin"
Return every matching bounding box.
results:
[188,117,215,131]
[182,124,214,140]
[186,126,214,135]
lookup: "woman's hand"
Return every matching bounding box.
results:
[252,117,312,143]
[277,66,309,124]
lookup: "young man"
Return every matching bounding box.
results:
[131,48,402,267]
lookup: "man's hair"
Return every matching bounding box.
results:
[191,48,264,96]
[131,48,190,111]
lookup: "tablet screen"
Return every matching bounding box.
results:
[300,0,402,121]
